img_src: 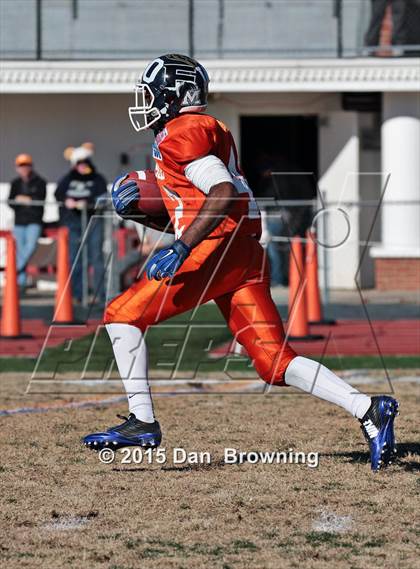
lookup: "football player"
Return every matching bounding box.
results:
[84,54,398,471]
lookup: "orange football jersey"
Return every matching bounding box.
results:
[152,113,261,240]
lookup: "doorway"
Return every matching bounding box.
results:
[240,115,318,199]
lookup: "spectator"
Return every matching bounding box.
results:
[257,156,288,286]
[55,143,107,304]
[257,152,295,286]
[8,154,46,289]
[256,152,315,287]
[365,0,408,48]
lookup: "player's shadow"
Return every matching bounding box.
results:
[112,458,226,474]
[160,460,226,472]
[326,442,420,472]
[394,442,420,472]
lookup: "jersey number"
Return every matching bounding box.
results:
[228,149,260,219]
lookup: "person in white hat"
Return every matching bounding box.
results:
[55,143,108,303]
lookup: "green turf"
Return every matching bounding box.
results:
[1,304,419,374]
[2,355,417,375]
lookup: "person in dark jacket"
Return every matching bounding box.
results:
[8,153,46,288]
[365,0,408,48]
[55,143,107,303]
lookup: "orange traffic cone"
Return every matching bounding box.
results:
[52,227,75,324]
[0,232,31,339]
[287,236,322,341]
[305,230,335,325]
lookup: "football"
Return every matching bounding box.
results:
[125,169,167,217]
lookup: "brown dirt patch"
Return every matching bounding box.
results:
[0,377,419,568]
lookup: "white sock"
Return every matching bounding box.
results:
[106,323,155,423]
[284,356,371,419]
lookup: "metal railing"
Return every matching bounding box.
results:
[2,198,91,306]
[1,0,419,61]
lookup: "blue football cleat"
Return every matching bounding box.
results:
[359,396,399,471]
[83,414,162,451]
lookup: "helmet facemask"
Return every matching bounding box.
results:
[128,83,163,132]
[128,54,210,133]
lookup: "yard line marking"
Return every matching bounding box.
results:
[2,375,418,416]
[0,381,266,417]
[0,396,126,417]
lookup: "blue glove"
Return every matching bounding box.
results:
[111,174,139,215]
[146,240,191,281]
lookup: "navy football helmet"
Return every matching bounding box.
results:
[129,53,210,133]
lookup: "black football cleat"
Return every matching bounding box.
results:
[83,413,162,451]
[359,396,399,471]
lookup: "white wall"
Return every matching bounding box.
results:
[215,93,361,289]
[0,91,364,288]
[0,94,154,184]
[1,91,342,184]
[319,111,360,289]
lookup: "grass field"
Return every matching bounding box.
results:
[1,372,419,568]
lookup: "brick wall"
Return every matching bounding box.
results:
[375,258,420,291]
